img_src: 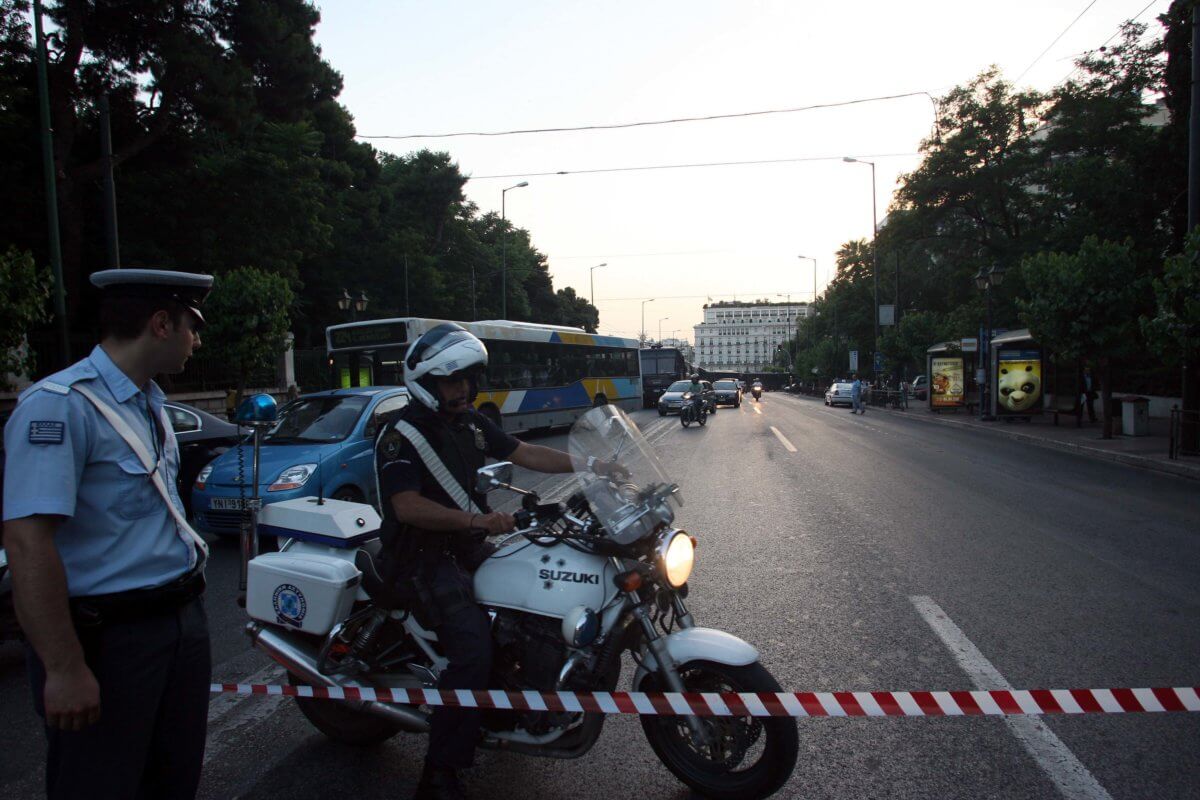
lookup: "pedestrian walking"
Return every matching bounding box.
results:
[3,269,214,800]
[850,373,865,414]
[1081,366,1098,423]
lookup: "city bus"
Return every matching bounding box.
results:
[326,318,642,433]
[639,346,689,408]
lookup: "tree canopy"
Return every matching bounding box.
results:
[1,0,598,381]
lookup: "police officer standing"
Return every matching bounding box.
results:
[3,269,214,799]
[377,324,618,800]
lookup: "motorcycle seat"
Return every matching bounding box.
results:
[354,549,413,611]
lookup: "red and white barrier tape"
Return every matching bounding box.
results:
[211,683,1200,718]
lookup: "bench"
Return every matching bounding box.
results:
[1051,394,1082,427]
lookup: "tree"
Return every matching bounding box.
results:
[1018,237,1150,438]
[202,267,295,398]
[1144,230,1200,452]
[0,248,51,389]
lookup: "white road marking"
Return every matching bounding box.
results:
[769,426,797,453]
[910,596,1113,800]
[752,404,762,415]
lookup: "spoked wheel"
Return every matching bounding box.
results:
[641,661,798,800]
[288,672,405,746]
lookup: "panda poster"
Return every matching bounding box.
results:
[995,349,1043,416]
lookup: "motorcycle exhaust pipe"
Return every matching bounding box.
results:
[246,623,430,733]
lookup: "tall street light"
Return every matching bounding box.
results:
[501,180,529,320]
[974,264,1006,421]
[798,254,817,307]
[589,262,607,306]
[658,316,670,343]
[640,298,655,345]
[844,157,879,383]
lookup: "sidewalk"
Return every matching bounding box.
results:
[871,399,1200,482]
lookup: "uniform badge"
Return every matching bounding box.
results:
[471,424,486,451]
[29,421,64,444]
[380,428,403,461]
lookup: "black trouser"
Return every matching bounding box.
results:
[423,557,493,769]
[26,596,211,800]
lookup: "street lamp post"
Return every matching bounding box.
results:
[843,158,879,384]
[337,290,369,387]
[658,316,670,343]
[501,181,529,320]
[589,262,607,307]
[798,254,817,307]
[640,298,655,345]
[974,265,1006,421]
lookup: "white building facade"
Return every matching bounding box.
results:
[693,300,810,372]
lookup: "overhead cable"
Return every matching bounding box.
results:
[1015,0,1102,84]
[466,152,920,181]
[356,91,936,140]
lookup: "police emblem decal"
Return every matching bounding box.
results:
[472,424,486,451]
[273,583,307,627]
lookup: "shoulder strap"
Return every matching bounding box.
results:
[71,383,209,568]
[393,420,481,514]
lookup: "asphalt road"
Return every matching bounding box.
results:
[2,394,1197,799]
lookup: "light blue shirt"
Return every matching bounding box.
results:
[3,345,193,596]
[851,379,862,397]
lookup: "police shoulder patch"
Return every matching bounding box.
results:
[29,421,65,444]
[379,428,404,461]
[471,424,486,451]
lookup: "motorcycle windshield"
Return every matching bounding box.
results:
[567,405,681,542]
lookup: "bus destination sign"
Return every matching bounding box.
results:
[329,321,408,350]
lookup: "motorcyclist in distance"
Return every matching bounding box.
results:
[686,373,705,417]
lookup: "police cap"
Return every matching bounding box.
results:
[90,268,214,322]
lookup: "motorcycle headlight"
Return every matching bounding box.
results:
[656,529,695,588]
[269,463,318,492]
[682,392,693,400]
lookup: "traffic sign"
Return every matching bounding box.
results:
[849,350,859,371]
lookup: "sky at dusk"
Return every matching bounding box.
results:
[312,0,1172,342]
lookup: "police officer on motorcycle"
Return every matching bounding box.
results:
[376,323,618,800]
[686,373,706,417]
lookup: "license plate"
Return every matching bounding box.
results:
[209,498,253,511]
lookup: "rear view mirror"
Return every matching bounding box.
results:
[476,462,514,493]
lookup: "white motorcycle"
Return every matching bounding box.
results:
[244,405,798,799]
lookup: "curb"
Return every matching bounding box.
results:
[867,401,1200,483]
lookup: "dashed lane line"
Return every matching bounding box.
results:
[769,426,797,453]
[911,595,1113,800]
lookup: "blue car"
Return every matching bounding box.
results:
[191,387,409,535]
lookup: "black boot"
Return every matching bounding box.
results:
[414,764,467,800]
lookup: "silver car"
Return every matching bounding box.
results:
[825,382,854,407]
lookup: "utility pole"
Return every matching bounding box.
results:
[404,254,410,316]
[34,0,70,368]
[1184,3,1200,454]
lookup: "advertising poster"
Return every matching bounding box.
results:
[930,357,965,407]
[995,349,1042,416]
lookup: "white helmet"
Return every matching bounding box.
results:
[403,323,489,412]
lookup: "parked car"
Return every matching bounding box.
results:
[825,382,855,407]
[164,401,244,516]
[711,379,742,408]
[910,375,928,400]
[657,380,716,416]
[191,387,409,535]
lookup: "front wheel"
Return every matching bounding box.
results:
[680,412,691,428]
[288,672,404,746]
[641,661,798,800]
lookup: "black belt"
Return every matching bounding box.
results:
[71,567,206,628]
